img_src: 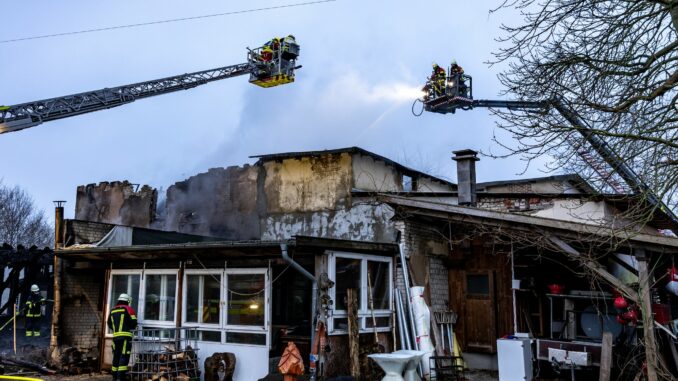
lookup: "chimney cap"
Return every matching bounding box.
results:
[452,149,479,161]
[53,201,66,207]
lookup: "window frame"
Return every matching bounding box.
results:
[139,270,179,327]
[105,270,142,338]
[327,251,393,335]
[182,268,270,347]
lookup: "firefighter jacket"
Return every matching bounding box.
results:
[107,304,138,338]
[25,293,46,317]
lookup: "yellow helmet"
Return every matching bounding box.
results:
[432,62,439,68]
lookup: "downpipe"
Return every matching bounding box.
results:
[280,243,318,381]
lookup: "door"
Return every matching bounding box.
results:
[463,271,497,352]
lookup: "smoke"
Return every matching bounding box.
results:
[321,71,425,105]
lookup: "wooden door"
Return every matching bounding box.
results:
[463,271,497,352]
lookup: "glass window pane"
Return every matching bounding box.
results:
[226,332,266,345]
[365,316,391,328]
[203,275,221,324]
[185,274,221,324]
[144,274,176,322]
[110,274,140,313]
[187,329,221,342]
[185,275,200,323]
[367,261,390,310]
[335,258,361,310]
[227,274,265,326]
[467,274,489,295]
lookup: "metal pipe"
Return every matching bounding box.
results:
[399,243,419,351]
[280,243,318,380]
[395,289,409,350]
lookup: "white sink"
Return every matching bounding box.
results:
[368,353,417,381]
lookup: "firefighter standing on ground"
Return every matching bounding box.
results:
[108,293,137,381]
[24,284,46,337]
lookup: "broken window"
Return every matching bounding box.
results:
[328,252,393,334]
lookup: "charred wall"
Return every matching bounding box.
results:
[161,165,260,239]
[75,181,157,228]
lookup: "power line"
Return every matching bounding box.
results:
[0,0,336,44]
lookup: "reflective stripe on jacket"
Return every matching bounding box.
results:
[25,293,45,317]
[107,304,137,338]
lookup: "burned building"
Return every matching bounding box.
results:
[56,146,678,380]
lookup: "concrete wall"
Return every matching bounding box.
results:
[263,153,352,213]
[75,181,157,228]
[352,154,401,192]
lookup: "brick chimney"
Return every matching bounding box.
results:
[453,149,479,206]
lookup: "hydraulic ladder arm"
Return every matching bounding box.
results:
[0,38,300,134]
[0,63,251,134]
[419,80,678,224]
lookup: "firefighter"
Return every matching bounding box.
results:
[108,294,137,381]
[24,284,46,338]
[430,63,446,97]
[281,34,297,59]
[449,59,468,97]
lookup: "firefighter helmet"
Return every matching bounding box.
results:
[30,284,39,293]
[451,59,457,66]
[118,293,132,303]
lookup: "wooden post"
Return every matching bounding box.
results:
[598,331,613,381]
[347,288,360,379]
[13,302,17,354]
[636,249,658,381]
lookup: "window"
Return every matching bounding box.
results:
[183,269,270,346]
[467,274,489,296]
[185,273,221,325]
[107,271,142,335]
[328,252,393,334]
[143,273,177,323]
[106,270,178,336]
[109,272,140,313]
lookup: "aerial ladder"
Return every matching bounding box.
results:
[0,37,300,134]
[415,67,678,225]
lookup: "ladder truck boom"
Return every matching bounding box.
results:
[0,37,300,134]
[417,71,678,226]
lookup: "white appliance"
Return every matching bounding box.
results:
[497,338,533,381]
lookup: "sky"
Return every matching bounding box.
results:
[0,0,554,221]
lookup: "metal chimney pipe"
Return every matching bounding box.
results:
[452,149,479,206]
[54,201,65,249]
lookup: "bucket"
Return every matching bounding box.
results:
[511,279,521,289]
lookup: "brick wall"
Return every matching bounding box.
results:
[477,196,554,213]
[65,220,114,245]
[60,268,105,357]
[394,219,450,312]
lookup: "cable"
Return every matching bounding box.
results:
[0,0,336,44]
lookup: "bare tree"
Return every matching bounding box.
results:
[489,0,677,217]
[0,182,52,247]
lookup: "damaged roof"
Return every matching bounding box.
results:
[378,194,678,251]
[250,146,456,188]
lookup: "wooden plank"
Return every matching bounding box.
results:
[598,331,613,381]
[548,235,639,304]
[637,253,658,381]
[347,288,360,379]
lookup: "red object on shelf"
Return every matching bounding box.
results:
[547,284,565,294]
[614,296,629,309]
